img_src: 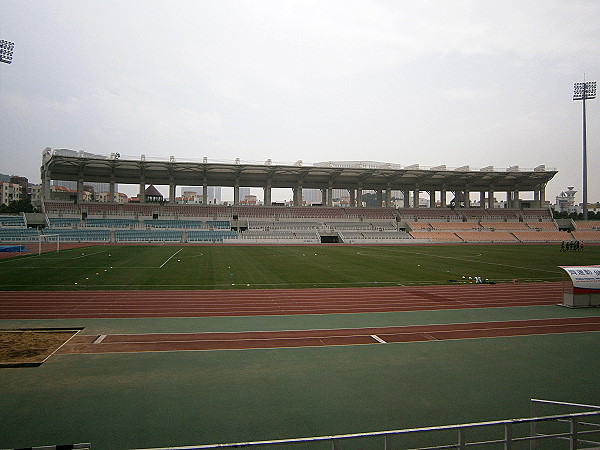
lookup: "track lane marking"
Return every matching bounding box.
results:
[370,334,387,343]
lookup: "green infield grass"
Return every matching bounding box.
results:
[0,243,596,290]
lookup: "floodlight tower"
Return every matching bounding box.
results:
[573,80,596,220]
[0,40,14,64]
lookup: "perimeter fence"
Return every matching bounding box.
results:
[135,399,600,450]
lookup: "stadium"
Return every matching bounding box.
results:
[1,149,600,449]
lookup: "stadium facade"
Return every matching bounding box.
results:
[41,148,557,208]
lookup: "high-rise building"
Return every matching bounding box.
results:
[179,186,222,204]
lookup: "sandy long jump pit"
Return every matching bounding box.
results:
[0,328,82,367]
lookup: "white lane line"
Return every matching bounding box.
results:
[370,334,387,344]
[92,335,107,344]
[159,248,183,268]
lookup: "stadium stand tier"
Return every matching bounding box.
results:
[44,228,110,242]
[0,228,39,241]
[574,220,600,230]
[37,200,596,244]
[0,215,25,227]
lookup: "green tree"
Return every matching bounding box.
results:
[0,198,37,214]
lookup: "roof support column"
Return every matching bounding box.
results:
[169,176,176,205]
[479,191,486,208]
[429,191,436,208]
[376,190,383,207]
[233,177,240,205]
[41,166,51,200]
[403,190,409,208]
[413,187,420,208]
[440,187,447,207]
[295,181,303,206]
[139,165,146,202]
[264,180,272,206]
[487,189,494,208]
[350,189,356,207]
[356,183,362,207]
[386,184,392,207]
[514,188,520,209]
[109,173,115,203]
[77,175,84,203]
[464,188,470,208]
[327,182,333,207]
[539,183,546,207]
[202,177,208,205]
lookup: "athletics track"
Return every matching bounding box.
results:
[4,281,599,355]
[0,282,564,319]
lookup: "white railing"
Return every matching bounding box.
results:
[134,399,600,450]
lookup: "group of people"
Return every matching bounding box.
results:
[560,240,584,251]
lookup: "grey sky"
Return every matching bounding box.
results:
[0,0,598,202]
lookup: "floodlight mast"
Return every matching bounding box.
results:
[0,40,14,64]
[573,80,596,220]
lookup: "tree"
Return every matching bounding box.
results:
[0,198,37,214]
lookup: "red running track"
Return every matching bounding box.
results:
[0,282,563,319]
[58,316,600,354]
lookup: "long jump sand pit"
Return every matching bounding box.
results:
[0,329,81,367]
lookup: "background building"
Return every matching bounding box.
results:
[0,182,22,205]
[179,186,222,204]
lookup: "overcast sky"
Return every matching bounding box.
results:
[1,0,599,202]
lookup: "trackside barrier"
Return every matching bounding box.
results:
[134,399,600,450]
[2,444,90,450]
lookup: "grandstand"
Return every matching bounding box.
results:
[5,151,586,244]
[0,198,595,245]
[27,200,600,243]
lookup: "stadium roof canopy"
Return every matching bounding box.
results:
[42,150,557,194]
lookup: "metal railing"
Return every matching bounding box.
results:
[135,399,600,450]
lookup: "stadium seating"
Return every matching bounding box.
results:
[162,205,229,217]
[339,230,412,244]
[454,231,519,243]
[570,230,600,242]
[39,200,578,246]
[233,206,286,218]
[42,201,79,215]
[44,228,110,242]
[187,230,238,242]
[460,209,491,220]
[84,218,139,228]
[144,219,202,229]
[573,221,600,230]
[480,222,530,231]
[0,215,25,227]
[522,208,554,221]
[429,222,482,231]
[396,208,459,221]
[206,220,231,229]
[270,221,320,230]
[512,230,572,243]
[115,230,183,242]
[0,228,39,241]
[485,209,521,221]
[524,221,559,230]
[409,231,462,242]
[345,207,397,219]
[48,217,81,227]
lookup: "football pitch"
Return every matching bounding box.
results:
[2,243,600,449]
[0,243,597,290]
